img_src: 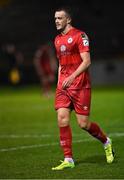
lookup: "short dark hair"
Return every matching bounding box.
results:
[55,6,73,19]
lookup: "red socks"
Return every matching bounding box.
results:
[59,123,107,159]
[87,122,107,143]
[60,126,72,158]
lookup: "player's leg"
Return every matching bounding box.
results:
[76,114,114,163]
[76,114,107,143]
[52,89,75,170]
[52,108,75,170]
[57,107,72,158]
[72,88,114,163]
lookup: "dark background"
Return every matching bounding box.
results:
[0,0,124,85]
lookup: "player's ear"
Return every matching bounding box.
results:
[67,17,72,24]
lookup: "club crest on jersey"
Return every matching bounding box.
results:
[67,37,73,44]
[60,45,66,52]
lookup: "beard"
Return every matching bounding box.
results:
[56,24,67,33]
[57,28,63,34]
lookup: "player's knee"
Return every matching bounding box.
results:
[78,119,90,130]
[78,121,87,129]
[58,113,69,127]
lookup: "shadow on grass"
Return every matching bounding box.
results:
[75,154,106,165]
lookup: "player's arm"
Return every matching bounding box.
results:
[58,65,61,81]
[73,51,91,77]
[62,51,91,89]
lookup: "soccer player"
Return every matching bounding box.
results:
[52,7,114,170]
[33,42,57,97]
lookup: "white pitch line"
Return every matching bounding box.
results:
[0,132,124,138]
[0,138,93,152]
[0,134,51,138]
[0,132,124,152]
[0,142,59,152]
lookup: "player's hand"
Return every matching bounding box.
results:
[62,74,75,89]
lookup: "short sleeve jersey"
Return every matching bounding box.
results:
[54,27,91,89]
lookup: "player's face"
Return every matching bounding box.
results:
[54,11,71,32]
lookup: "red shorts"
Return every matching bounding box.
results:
[55,88,91,115]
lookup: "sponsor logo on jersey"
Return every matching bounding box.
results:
[81,33,88,40]
[60,45,66,52]
[67,37,73,44]
[83,39,89,46]
[81,33,89,46]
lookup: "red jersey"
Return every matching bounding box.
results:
[54,27,91,89]
[35,44,54,75]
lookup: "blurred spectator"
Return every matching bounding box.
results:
[0,43,24,85]
[33,41,57,97]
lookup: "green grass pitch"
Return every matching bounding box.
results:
[0,85,124,179]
